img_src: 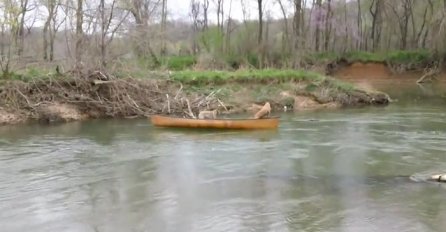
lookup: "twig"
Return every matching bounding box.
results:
[174,84,183,100]
[217,98,229,112]
[15,88,32,107]
[185,98,196,119]
[166,94,171,114]
[126,94,140,109]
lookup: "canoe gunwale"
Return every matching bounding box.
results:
[149,115,279,129]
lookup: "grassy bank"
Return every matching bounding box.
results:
[0,68,390,125]
[306,50,444,76]
[306,50,435,64]
[112,50,441,72]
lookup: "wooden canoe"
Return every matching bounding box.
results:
[150,115,279,129]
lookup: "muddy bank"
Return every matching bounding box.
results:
[328,60,446,79]
[0,75,390,125]
[332,62,393,79]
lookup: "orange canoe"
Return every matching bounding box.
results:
[150,115,279,130]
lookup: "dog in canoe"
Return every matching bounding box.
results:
[198,109,218,119]
[254,102,271,119]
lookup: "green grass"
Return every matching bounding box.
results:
[385,50,433,64]
[160,56,197,70]
[0,67,60,81]
[170,69,356,93]
[170,69,325,84]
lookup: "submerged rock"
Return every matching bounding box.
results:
[430,174,446,183]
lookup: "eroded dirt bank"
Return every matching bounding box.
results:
[0,76,390,125]
[330,61,446,79]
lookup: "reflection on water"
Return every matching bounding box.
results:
[1,81,446,231]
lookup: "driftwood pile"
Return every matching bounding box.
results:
[0,71,228,121]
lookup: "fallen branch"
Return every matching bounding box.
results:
[14,88,32,107]
[185,98,196,119]
[217,98,229,112]
[417,69,438,84]
[93,80,115,85]
[174,84,183,100]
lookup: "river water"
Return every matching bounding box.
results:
[1,79,446,232]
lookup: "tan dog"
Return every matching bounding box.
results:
[254,102,271,119]
[198,109,218,119]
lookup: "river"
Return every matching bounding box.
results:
[1,78,446,232]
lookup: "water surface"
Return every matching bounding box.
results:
[1,80,446,232]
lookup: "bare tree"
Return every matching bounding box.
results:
[214,0,224,34]
[190,0,201,55]
[42,0,64,61]
[98,0,128,68]
[124,0,161,63]
[277,0,290,54]
[202,0,209,30]
[225,0,233,53]
[17,0,30,56]
[388,0,413,50]
[293,0,302,51]
[370,0,383,51]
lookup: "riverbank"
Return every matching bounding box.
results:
[0,69,390,125]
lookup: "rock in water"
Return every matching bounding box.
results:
[430,174,446,183]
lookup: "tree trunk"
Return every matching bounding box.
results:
[43,0,56,61]
[257,0,263,46]
[100,0,106,68]
[75,0,84,69]
[416,2,430,48]
[324,0,332,51]
[370,0,383,51]
[203,0,209,30]
[314,0,322,51]
[17,0,29,56]
[357,0,362,50]
[49,34,55,61]
[190,1,200,55]
[216,0,223,33]
[400,0,412,50]
[293,0,302,51]
[257,0,263,68]
[161,0,167,56]
[43,19,50,60]
[225,0,233,54]
[277,0,290,55]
